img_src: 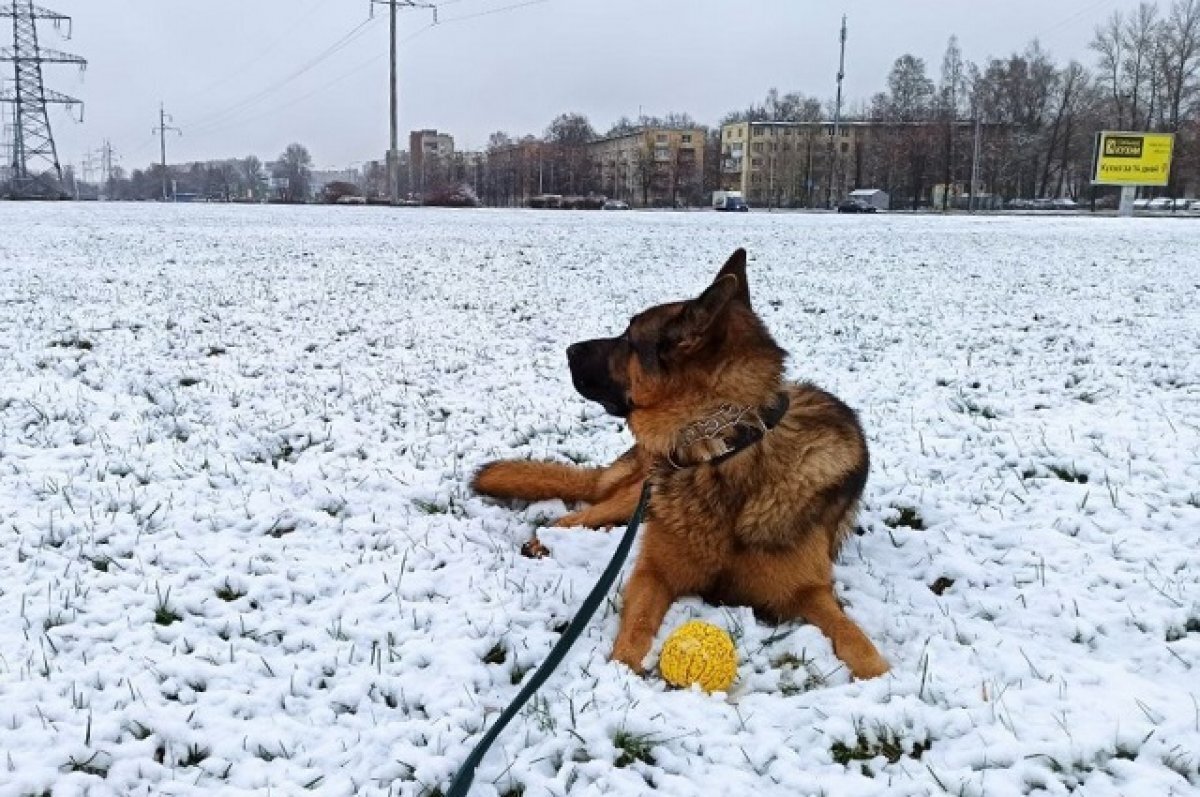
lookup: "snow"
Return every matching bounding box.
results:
[0,203,1198,796]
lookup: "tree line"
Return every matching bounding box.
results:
[95,144,313,203]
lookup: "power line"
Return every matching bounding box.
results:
[166,21,436,144]
[183,0,329,105]
[1030,0,1119,43]
[437,0,549,26]
[183,16,380,134]
[145,0,551,172]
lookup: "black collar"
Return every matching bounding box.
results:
[666,391,790,469]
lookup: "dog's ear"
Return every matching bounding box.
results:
[713,248,750,307]
[662,274,739,355]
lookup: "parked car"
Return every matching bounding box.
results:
[1133,198,1151,210]
[1147,197,1173,211]
[712,191,749,211]
[1051,197,1079,210]
[837,198,877,214]
[602,199,630,210]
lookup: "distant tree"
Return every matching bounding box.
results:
[881,55,938,207]
[888,55,936,121]
[605,116,640,137]
[487,131,513,151]
[362,161,388,199]
[1157,0,1200,193]
[702,127,722,198]
[661,111,698,129]
[634,139,656,206]
[241,156,264,200]
[938,36,968,208]
[1090,4,1159,129]
[544,112,595,194]
[273,143,312,202]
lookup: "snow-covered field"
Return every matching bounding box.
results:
[0,203,1197,797]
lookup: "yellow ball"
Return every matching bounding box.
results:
[659,620,738,693]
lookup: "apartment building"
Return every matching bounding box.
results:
[409,129,455,193]
[720,120,860,208]
[590,127,706,207]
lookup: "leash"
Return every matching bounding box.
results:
[445,480,653,797]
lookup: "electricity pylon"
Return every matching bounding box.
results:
[0,1,86,200]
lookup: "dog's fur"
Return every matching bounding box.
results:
[473,249,889,679]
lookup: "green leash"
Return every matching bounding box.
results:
[445,481,652,797]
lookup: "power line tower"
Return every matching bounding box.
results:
[0,1,86,200]
[370,0,436,205]
[99,137,115,199]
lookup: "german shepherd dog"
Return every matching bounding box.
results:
[473,249,889,680]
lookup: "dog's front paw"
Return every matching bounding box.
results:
[846,650,890,680]
[610,645,647,675]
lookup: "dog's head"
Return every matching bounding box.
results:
[567,248,786,421]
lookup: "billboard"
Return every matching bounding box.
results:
[1091,131,1174,186]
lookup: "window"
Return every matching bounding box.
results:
[841,142,850,153]
[751,158,763,168]
[753,127,763,137]
[752,142,764,153]
[681,133,692,143]
[784,128,792,136]
[656,133,668,143]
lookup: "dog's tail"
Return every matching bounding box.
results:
[472,460,606,503]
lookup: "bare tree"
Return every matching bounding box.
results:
[938,36,968,208]
[1125,2,1162,129]
[544,113,596,195]
[273,144,312,203]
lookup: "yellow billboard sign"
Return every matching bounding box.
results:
[1091,131,1174,186]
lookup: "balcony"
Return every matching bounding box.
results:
[722,159,743,174]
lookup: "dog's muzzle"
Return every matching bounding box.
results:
[567,339,631,417]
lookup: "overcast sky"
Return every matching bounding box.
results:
[20,0,1148,171]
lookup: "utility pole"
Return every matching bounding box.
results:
[370,0,436,205]
[152,102,181,201]
[0,0,87,199]
[827,14,847,209]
